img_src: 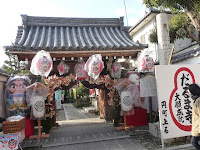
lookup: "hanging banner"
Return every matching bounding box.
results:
[140,75,157,97]
[155,65,200,140]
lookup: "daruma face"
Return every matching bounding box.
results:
[8,139,17,149]
[8,80,28,95]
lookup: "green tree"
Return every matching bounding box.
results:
[143,0,200,44]
[2,50,31,75]
[77,82,89,97]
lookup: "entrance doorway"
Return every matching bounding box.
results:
[55,82,104,126]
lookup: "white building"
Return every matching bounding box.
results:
[128,8,200,114]
[129,8,199,65]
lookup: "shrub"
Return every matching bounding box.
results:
[73,96,91,108]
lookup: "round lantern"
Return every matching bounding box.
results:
[85,54,104,80]
[75,62,87,80]
[57,61,70,75]
[26,82,49,119]
[121,91,133,112]
[31,96,45,119]
[30,50,53,77]
[140,55,154,72]
[36,56,52,73]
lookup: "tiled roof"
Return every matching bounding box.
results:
[5,15,147,51]
[171,46,200,63]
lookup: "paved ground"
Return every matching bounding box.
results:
[22,103,195,150]
[42,137,148,150]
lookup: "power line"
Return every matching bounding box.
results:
[124,0,128,26]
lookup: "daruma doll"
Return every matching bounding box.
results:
[5,76,31,116]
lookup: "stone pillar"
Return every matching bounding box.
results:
[156,13,171,65]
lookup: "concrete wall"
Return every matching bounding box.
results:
[0,75,8,118]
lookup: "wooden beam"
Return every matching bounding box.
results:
[10,49,141,61]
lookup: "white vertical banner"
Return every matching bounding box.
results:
[155,65,200,140]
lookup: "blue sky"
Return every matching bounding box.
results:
[0,0,147,67]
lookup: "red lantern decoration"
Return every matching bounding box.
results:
[36,56,52,73]
[91,59,103,74]
[139,55,154,72]
[85,54,104,80]
[30,50,53,77]
[75,62,87,80]
[57,61,70,75]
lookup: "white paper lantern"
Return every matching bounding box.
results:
[31,96,45,119]
[121,91,133,112]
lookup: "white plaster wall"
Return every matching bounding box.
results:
[132,18,158,61]
[132,18,155,45]
[0,75,8,118]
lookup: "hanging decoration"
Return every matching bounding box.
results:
[75,62,87,80]
[30,50,53,77]
[5,76,31,117]
[57,61,70,75]
[45,74,116,118]
[120,90,133,111]
[138,55,154,73]
[84,54,104,80]
[26,82,49,119]
[111,62,122,79]
[45,74,75,118]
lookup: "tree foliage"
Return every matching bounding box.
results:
[77,82,89,97]
[2,50,31,75]
[143,0,200,44]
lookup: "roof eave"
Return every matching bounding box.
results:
[129,8,172,34]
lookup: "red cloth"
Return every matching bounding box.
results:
[126,107,148,126]
[25,116,34,138]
